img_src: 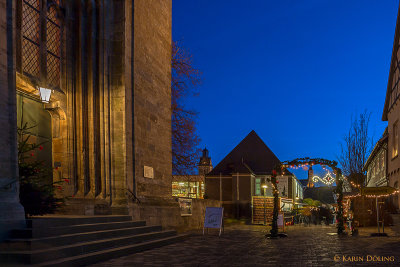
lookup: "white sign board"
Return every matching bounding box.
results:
[203,207,224,236]
[277,176,289,197]
[277,213,284,227]
[144,166,154,178]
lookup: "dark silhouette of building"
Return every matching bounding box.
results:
[198,148,213,176]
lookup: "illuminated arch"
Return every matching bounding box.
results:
[268,157,344,238]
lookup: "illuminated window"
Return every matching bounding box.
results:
[172,181,204,199]
[255,178,261,196]
[18,0,62,89]
[393,122,398,158]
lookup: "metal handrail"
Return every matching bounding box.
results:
[126,188,141,204]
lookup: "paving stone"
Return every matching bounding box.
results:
[90,224,400,266]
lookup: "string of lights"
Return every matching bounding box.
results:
[344,190,400,199]
[312,172,335,185]
[349,181,361,188]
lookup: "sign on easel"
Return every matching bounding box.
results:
[203,207,224,236]
[277,212,285,232]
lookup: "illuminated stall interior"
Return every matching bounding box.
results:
[172,181,205,199]
[171,148,212,199]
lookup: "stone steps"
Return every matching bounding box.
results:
[26,215,133,228]
[33,234,187,267]
[10,220,147,238]
[1,225,163,250]
[0,215,185,266]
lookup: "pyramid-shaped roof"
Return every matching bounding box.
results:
[208,130,283,176]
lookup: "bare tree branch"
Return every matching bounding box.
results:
[172,41,202,175]
[338,111,373,189]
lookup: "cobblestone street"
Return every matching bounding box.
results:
[91,224,400,267]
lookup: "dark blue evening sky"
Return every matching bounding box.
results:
[172,0,399,179]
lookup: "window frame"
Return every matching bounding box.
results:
[16,0,63,90]
[393,121,399,159]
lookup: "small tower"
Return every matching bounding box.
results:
[198,148,213,175]
[307,166,315,188]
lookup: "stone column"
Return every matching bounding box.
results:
[0,0,26,241]
[109,0,128,213]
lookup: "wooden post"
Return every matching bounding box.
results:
[219,173,222,202]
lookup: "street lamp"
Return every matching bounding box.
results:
[262,183,268,225]
[295,194,300,224]
[38,87,52,103]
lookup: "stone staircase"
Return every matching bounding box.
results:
[0,215,186,266]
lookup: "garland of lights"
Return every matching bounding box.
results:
[344,190,400,199]
[312,172,335,185]
[343,178,399,198]
[349,180,361,189]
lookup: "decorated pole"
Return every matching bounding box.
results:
[334,169,345,234]
[269,169,279,238]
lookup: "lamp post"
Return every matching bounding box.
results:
[295,195,299,224]
[262,183,268,225]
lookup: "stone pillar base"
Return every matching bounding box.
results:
[0,182,26,241]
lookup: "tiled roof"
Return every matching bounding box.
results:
[207,130,289,176]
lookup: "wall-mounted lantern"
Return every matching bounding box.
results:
[38,87,52,103]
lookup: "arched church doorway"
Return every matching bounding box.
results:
[17,92,53,184]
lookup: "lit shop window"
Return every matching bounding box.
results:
[255,178,261,196]
[172,182,204,199]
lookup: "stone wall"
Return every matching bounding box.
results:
[132,0,172,199]
[0,0,18,180]
[59,0,173,215]
[0,0,179,232]
[129,198,221,232]
[53,0,130,215]
[0,0,26,241]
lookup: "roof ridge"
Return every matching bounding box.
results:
[207,130,282,176]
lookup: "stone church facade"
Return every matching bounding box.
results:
[1,0,175,238]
